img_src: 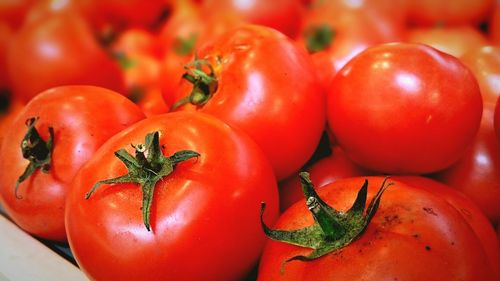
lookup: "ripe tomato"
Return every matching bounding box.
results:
[392,175,500,278]
[327,43,482,174]
[296,0,404,88]
[258,175,498,280]
[433,103,500,224]
[6,11,126,102]
[201,0,304,38]
[460,46,500,104]
[0,0,34,29]
[0,86,145,241]
[407,0,494,26]
[279,146,371,212]
[406,25,489,58]
[65,112,279,281]
[495,97,500,142]
[170,25,325,180]
[0,22,12,89]
[0,95,24,149]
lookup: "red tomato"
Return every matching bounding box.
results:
[0,0,34,29]
[135,87,169,117]
[157,0,202,56]
[495,97,500,142]
[433,103,500,224]
[0,22,12,89]
[407,0,494,26]
[491,1,500,45]
[279,146,371,212]
[406,25,489,58]
[170,25,325,180]
[201,0,304,38]
[0,86,145,241]
[297,0,405,88]
[393,175,500,278]
[0,95,24,149]
[327,43,482,174]
[65,112,279,281]
[258,176,498,280]
[460,46,500,105]
[6,11,126,102]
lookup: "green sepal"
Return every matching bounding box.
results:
[85,131,200,231]
[15,117,54,199]
[260,172,392,268]
[170,58,218,110]
[303,24,335,53]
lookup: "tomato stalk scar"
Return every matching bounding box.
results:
[260,172,392,269]
[85,131,200,231]
[15,117,54,199]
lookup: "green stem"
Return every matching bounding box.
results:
[15,117,54,199]
[85,131,200,231]
[260,172,392,265]
[170,59,218,110]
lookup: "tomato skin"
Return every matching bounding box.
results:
[327,43,482,174]
[0,86,145,241]
[433,103,500,224]
[258,177,497,281]
[496,97,500,142]
[279,146,371,212]
[460,46,500,105]
[405,25,489,58]
[201,0,304,39]
[407,0,494,26]
[392,176,500,278]
[172,25,326,180]
[6,12,126,102]
[65,112,279,281]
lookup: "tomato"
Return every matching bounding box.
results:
[135,87,169,117]
[296,0,405,88]
[279,146,371,212]
[327,43,482,174]
[201,0,304,39]
[111,28,161,59]
[433,103,500,224]
[170,25,325,180]
[0,0,34,29]
[0,95,24,149]
[491,1,500,45]
[0,86,145,241]
[258,175,498,280]
[460,46,500,104]
[0,22,12,89]
[65,111,279,281]
[407,0,494,26]
[406,25,489,58]
[158,0,202,56]
[392,175,500,278]
[6,11,126,102]
[496,96,500,142]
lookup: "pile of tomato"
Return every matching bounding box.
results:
[0,0,499,280]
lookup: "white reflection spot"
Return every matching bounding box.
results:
[395,72,421,93]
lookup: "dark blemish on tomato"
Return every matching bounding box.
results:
[423,207,437,216]
[412,233,420,239]
[425,245,431,251]
[450,241,455,246]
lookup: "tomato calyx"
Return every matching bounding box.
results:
[261,172,392,267]
[303,24,335,53]
[171,59,218,110]
[173,34,198,56]
[85,131,200,231]
[15,117,54,199]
